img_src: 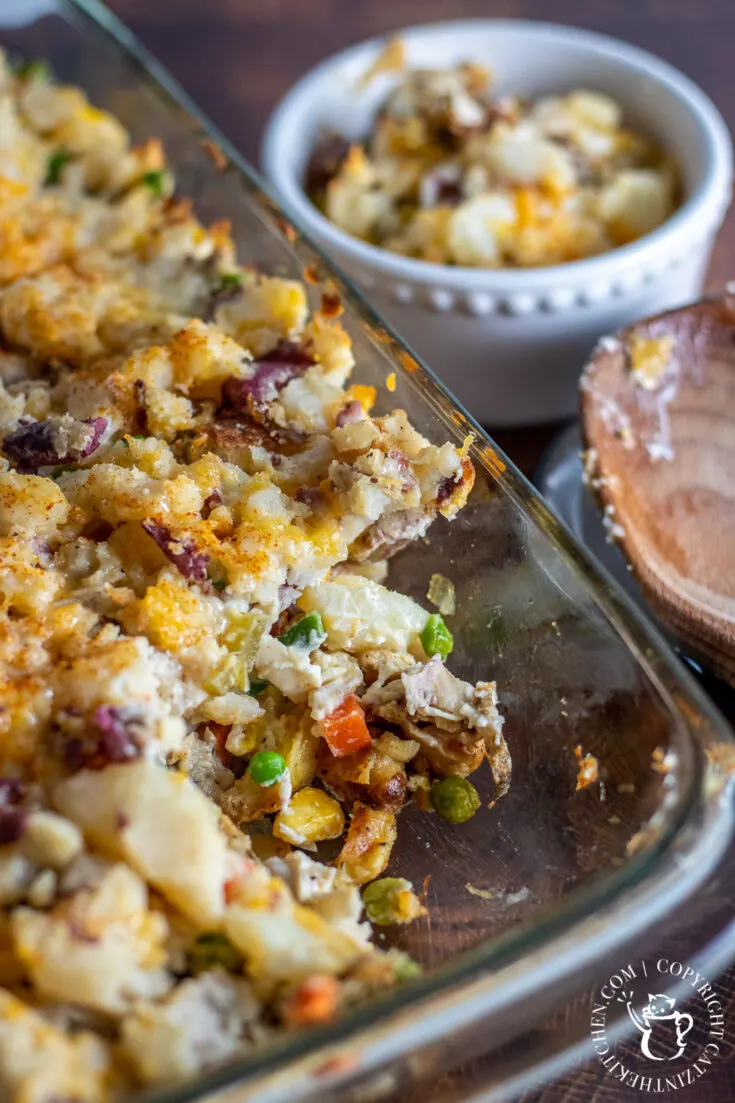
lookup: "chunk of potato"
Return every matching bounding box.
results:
[299,575,428,654]
[53,761,229,928]
[215,276,308,358]
[597,169,673,245]
[0,989,109,1102]
[447,193,516,267]
[0,470,69,538]
[224,897,360,986]
[11,864,170,1013]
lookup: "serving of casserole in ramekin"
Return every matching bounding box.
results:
[263,20,733,425]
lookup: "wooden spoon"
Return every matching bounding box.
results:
[580,294,735,685]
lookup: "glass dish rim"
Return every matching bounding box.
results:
[21,2,735,1097]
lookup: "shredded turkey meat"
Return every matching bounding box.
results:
[363,656,510,796]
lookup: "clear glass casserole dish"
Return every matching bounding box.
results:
[2,2,734,1100]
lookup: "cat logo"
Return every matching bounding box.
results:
[626,992,693,1061]
[589,957,725,1092]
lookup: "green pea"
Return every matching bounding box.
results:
[219,271,244,292]
[430,776,480,824]
[362,877,409,927]
[15,59,51,82]
[392,952,422,982]
[142,169,170,198]
[278,611,326,651]
[247,678,269,697]
[248,750,286,787]
[187,932,242,976]
[206,564,228,592]
[51,464,75,479]
[420,613,453,660]
[45,150,70,186]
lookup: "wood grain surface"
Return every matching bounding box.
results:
[104,2,735,1098]
[581,297,735,684]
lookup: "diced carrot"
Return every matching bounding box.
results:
[224,855,259,906]
[320,695,372,758]
[284,974,339,1027]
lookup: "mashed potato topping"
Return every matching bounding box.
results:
[0,54,509,1098]
[307,55,678,267]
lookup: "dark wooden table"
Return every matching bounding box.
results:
[105,2,735,1097]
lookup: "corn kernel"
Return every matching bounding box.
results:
[202,654,249,695]
[222,609,267,657]
[273,787,345,846]
[78,104,108,124]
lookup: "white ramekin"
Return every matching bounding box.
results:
[262,20,733,426]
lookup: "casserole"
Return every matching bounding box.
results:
[262,21,733,425]
[0,3,734,1101]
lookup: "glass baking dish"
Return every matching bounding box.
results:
[3,2,735,1100]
